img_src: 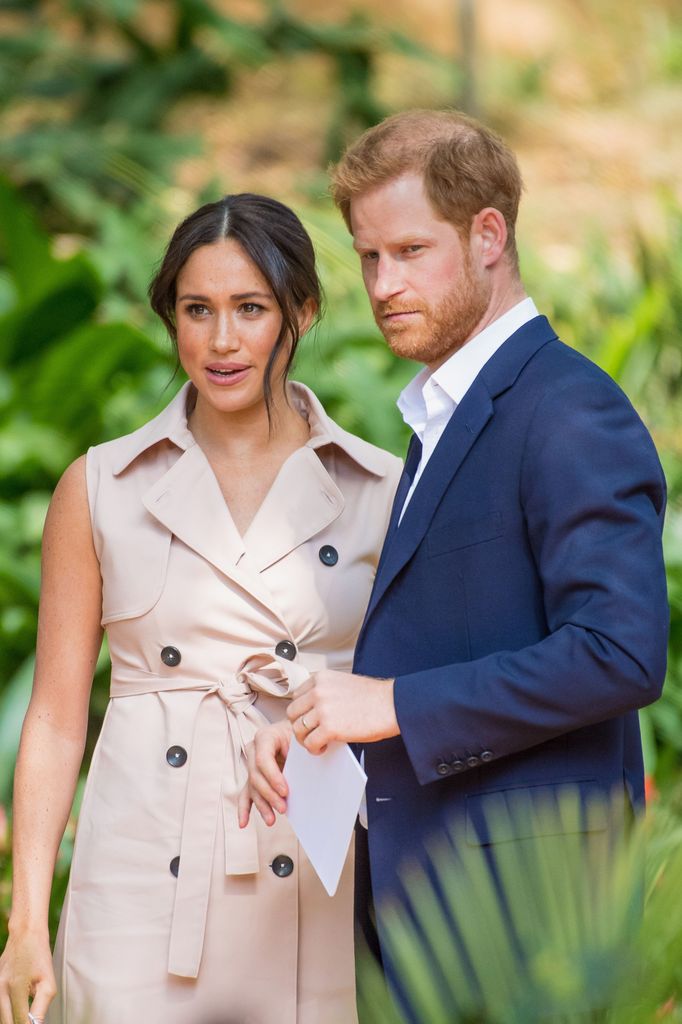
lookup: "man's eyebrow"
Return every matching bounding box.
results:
[352,237,433,252]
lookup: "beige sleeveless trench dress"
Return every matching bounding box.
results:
[48,381,401,1024]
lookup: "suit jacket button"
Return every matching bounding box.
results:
[319,545,339,566]
[271,854,294,877]
[161,645,181,667]
[466,755,480,768]
[480,750,494,763]
[275,640,297,661]
[169,856,180,877]
[451,760,465,772]
[166,745,187,768]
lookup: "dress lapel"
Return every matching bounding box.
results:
[243,446,344,572]
[141,443,277,613]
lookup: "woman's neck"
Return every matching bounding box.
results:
[187,384,310,460]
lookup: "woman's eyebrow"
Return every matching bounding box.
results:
[177,291,273,301]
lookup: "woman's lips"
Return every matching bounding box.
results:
[205,364,251,386]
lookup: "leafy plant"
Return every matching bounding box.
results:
[358,790,682,1023]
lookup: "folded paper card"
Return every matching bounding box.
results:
[283,739,367,896]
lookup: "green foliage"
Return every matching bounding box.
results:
[0,177,173,778]
[358,791,682,1023]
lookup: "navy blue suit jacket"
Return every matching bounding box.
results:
[353,315,668,960]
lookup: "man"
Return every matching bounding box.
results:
[243,109,668,1012]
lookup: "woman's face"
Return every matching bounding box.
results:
[174,238,288,417]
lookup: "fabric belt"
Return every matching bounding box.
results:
[109,652,310,979]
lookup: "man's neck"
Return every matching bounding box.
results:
[427,280,528,373]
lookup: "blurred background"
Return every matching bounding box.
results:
[0,0,681,954]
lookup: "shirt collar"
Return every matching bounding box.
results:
[111,380,389,478]
[397,297,539,433]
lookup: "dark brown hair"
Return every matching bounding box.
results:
[330,109,523,267]
[149,193,322,416]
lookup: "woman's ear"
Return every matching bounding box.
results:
[297,298,318,337]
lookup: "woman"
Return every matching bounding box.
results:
[0,194,401,1024]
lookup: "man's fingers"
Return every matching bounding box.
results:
[303,726,330,756]
[286,691,315,724]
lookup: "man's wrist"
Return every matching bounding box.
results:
[377,676,399,739]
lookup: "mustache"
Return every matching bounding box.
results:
[375,303,424,318]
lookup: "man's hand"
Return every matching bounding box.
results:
[286,670,399,754]
[238,719,292,828]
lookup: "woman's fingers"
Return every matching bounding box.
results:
[0,991,13,1024]
[237,785,253,829]
[8,984,28,1024]
[28,971,56,1023]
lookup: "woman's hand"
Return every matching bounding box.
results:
[0,926,56,1024]
[238,719,293,828]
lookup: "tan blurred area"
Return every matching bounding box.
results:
[160,0,682,268]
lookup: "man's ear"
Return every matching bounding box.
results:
[297,298,318,337]
[471,207,508,268]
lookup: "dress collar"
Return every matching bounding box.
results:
[111,380,389,478]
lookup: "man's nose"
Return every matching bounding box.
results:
[371,258,405,303]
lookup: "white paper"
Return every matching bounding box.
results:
[283,739,367,896]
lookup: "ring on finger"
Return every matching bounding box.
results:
[301,715,310,732]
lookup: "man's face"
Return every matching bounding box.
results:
[350,171,492,370]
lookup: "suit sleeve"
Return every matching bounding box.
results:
[393,375,669,786]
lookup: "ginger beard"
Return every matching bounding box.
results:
[373,245,492,366]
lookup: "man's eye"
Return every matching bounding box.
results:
[404,245,423,254]
[360,252,378,261]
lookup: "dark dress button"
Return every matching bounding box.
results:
[275,640,297,661]
[170,856,180,877]
[466,755,480,769]
[451,760,465,772]
[161,646,181,667]
[436,762,451,776]
[480,750,494,763]
[319,545,339,566]
[166,745,187,768]
[271,854,294,878]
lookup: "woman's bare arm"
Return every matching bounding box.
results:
[0,455,103,1024]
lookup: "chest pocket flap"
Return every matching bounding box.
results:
[428,510,504,557]
[98,514,172,625]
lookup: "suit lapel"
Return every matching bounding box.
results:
[364,377,493,621]
[362,316,558,628]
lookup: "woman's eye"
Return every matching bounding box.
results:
[186,303,209,317]
[240,302,265,314]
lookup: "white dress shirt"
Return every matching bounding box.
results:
[397,297,539,520]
